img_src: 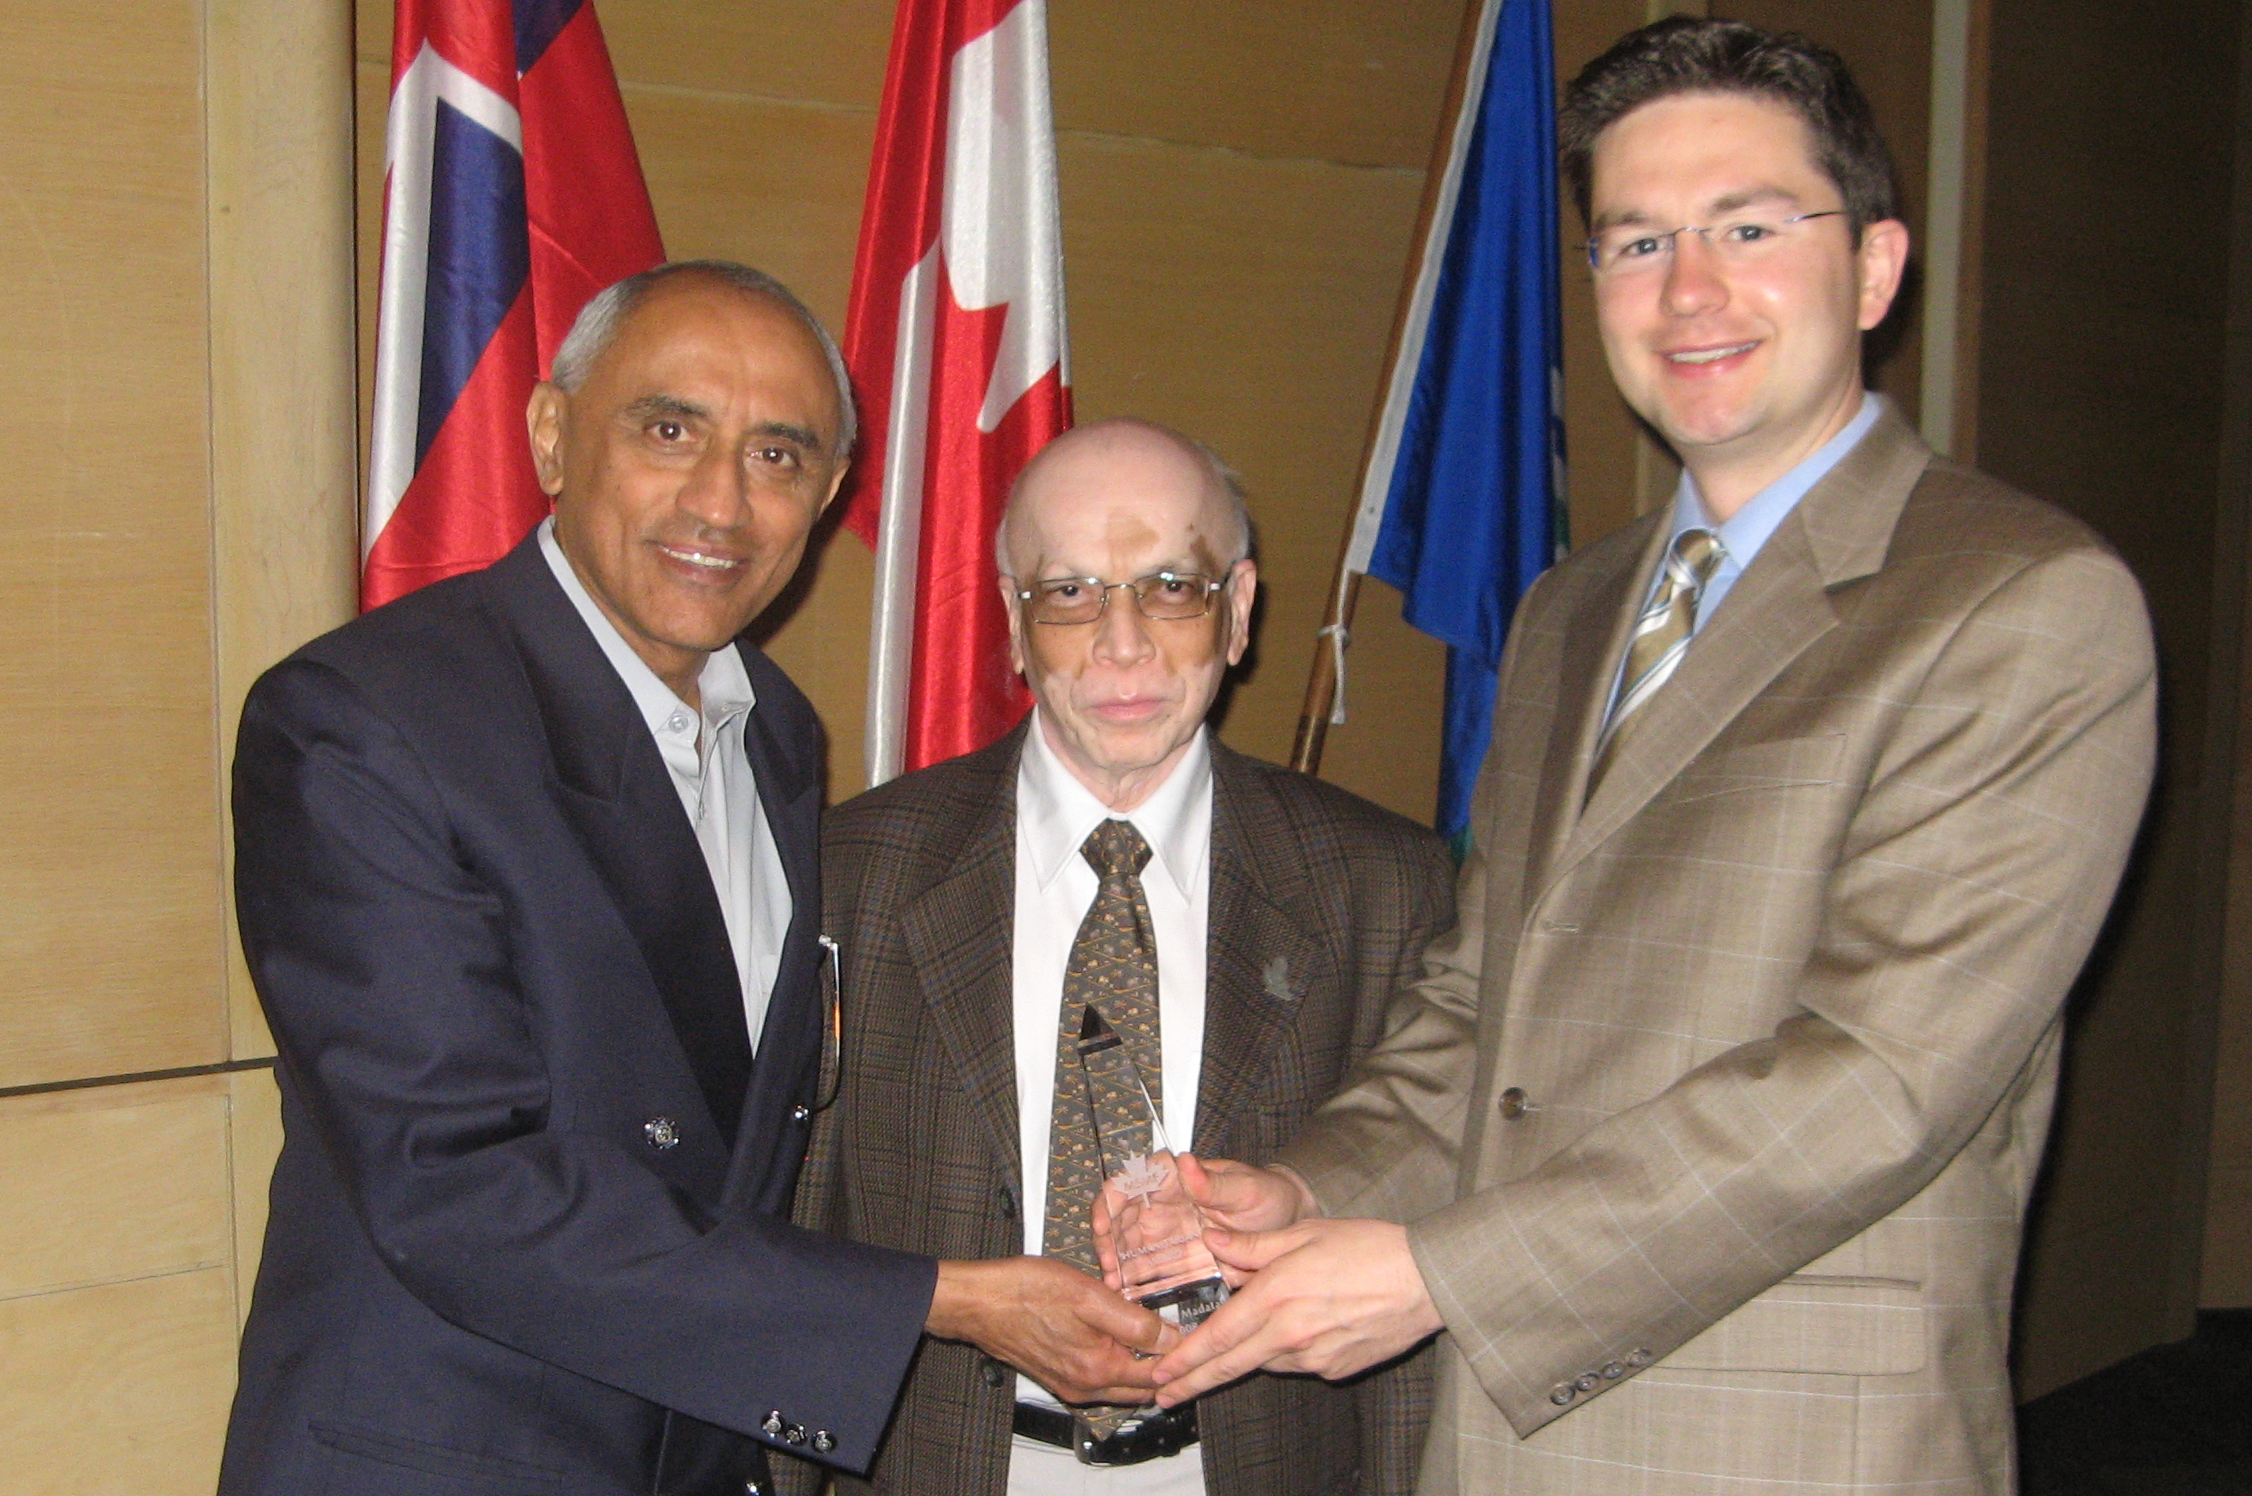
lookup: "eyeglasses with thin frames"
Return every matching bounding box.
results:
[1014,570,1229,627]
[1585,209,1847,275]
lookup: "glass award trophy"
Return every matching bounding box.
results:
[1074,1005,1229,1327]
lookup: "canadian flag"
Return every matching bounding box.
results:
[363,0,663,610]
[843,0,1072,785]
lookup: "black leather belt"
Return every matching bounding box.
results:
[1013,1403,1199,1466]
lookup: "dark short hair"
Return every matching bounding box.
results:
[1559,17,1899,238]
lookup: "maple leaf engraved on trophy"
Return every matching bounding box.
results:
[1114,1152,1170,1202]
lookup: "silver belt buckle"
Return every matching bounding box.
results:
[1071,1411,1129,1467]
[1072,1408,1190,1467]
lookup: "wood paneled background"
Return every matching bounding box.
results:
[1,0,2246,1487]
[0,0,354,1489]
[1976,0,2252,1395]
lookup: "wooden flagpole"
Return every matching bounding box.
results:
[1290,0,1495,774]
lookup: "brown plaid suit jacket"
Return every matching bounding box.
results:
[1282,409,2158,1494]
[781,724,1455,1496]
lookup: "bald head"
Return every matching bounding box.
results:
[994,418,1259,810]
[996,419,1250,578]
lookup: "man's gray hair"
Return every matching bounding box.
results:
[994,422,1255,575]
[549,259,858,456]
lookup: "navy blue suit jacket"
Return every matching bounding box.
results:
[219,534,935,1496]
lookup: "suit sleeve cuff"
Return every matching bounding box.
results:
[698,1221,938,1474]
[1405,1191,1678,1439]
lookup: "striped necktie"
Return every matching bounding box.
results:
[1589,527,1725,797]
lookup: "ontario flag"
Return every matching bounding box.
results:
[844,0,1071,785]
[363,0,664,610]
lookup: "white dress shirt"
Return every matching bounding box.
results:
[539,518,791,1051]
[1008,710,1211,1496]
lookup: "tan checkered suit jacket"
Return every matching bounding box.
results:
[782,726,1455,1496]
[1281,408,2158,1495]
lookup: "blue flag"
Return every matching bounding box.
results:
[1341,0,1564,853]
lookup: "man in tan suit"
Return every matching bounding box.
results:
[785,420,1452,1496]
[1138,20,2158,1494]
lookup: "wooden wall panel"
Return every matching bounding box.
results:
[1978,0,2243,1396]
[0,1079,231,1302]
[0,1,222,1090]
[207,0,362,1064]
[632,95,878,347]
[228,1067,285,1323]
[2198,0,2252,1316]
[0,1074,261,1493]
[0,1269,240,1496]
[1049,1,1463,168]
[0,0,353,1477]
[353,56,392,474]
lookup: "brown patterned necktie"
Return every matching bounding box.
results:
[1588,527,1725,798]
[1043,819,1164,1275]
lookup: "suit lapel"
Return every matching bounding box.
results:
[726,672,823,1191]
[489,538,751,1146]
[1563,523,1842,861]
[1545,409,1935,892]
[899,734,1025,1182]
[1194,745,1318,1153]
[1522,517,1665,898]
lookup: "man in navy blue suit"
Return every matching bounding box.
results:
[219,261,1172,1496]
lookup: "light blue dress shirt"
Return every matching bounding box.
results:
[1673,392,1883,633]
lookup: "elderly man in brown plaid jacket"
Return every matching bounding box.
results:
[781,418,1453,1496]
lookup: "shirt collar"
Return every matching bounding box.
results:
[1674,391,1884,565]
[1017,708,1212,900]
[538,517,757,734]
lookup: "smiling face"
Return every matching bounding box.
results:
[1000,423,1256,811]
[527,274,848,699]
[1589,91,1908,517]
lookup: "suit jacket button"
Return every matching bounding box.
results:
[645,1117,681,1151]
[784,1423,808,1446]
[1574,1372,1601,1393]
[812,1431,836,1453]
[1549,1383,1576,1406]
[1627,1348,1654,1368]
[761,1410,785,1437]
[745,1483,764,1496]
[980,1356,1008,1388]
[791,1104,812,1123]
[1601,1361,1625,1379]
[1499,1087,1530,1120]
